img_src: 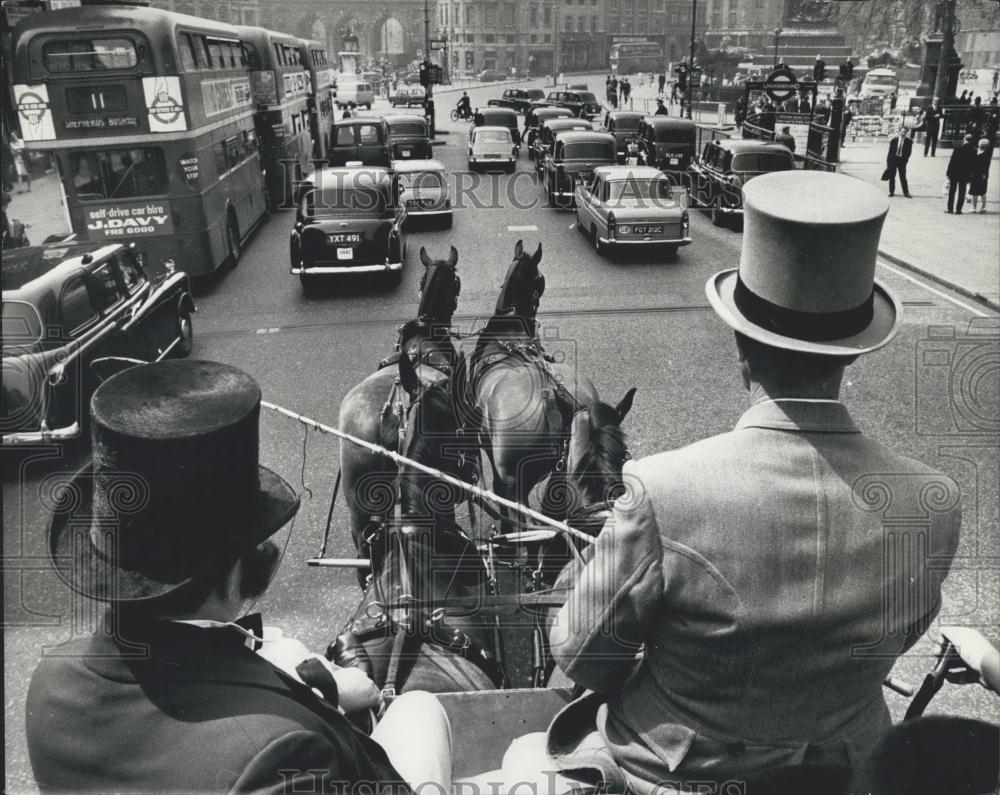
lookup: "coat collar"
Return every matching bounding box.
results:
[734,399,860,434]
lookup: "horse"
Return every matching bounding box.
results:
[460,239,606,531]
[330,352,504,696]
[339,246,464,554]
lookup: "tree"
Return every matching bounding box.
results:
[838,0,999,52]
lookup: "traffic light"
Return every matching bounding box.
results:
[429,63,443,84]
[419,61,430,87]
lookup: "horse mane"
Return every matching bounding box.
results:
[573,402,629,499]
[397,383,459,513]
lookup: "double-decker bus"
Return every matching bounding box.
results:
[609,41,663,74]
[12,5,267,276]
[299,38,334,161]
[238,26,313,209]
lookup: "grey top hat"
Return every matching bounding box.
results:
[48,360,299,602]
[706,171,901,356]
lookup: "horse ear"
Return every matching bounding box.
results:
[614,388,636,424]
[531,242,542,267]
[419,246,433,268]
[513,239,524,259]
[448,245,458,268]
[398,352,421,399]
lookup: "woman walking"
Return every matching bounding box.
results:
[969,137,992,213]
[10,131,30,193]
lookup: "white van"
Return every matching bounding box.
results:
[335,79,374,109]
[859,68,898,98]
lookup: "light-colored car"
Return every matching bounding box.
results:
[393,159,452,228]
[859,68,898,98]
[468,126,516,172]
[390,86,426,107]
[574,165,691,256]
[335,79,375,109]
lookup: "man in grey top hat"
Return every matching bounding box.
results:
[492,172,962,793]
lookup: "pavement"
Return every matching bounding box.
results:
[4,163,72,246]
[3,78,999,793]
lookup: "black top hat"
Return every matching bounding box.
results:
[48,360,299,602]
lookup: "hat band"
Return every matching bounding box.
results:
[734,276,875,342]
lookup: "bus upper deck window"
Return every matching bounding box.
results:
[43,38,138,72]
[179,33,198,71]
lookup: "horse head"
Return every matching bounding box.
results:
[495,239,544,318]
[561,387,636,532]
[417,245,461,327]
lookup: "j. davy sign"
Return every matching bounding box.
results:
[85,202,174,240]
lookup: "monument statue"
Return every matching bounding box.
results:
[785,0,837,26]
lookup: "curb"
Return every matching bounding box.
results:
[878,249,1000,313]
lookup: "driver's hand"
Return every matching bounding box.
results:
[331,665,383,714]
[939,626,1000,693]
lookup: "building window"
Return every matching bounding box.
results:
[484,33,496,42]
[504,3,516,25]
[530,4,538,25]
[544,6,551,25]
[729,0,738,27]
[591,14,598,30]
[466,5,475,24]
[506,33,516,43]
[485,5,496,25]
[466,33,475,42]
[530,33,538,42]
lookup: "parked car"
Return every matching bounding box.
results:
[2,241,195,445]
[328,118,391,167]
[385,114,433,160]
[488,88,545,114]
[468,126,517,172]
[477,69,503,82]
[400,71,421,85]
[859,68,898,98]
[393,159,452,229]
[390,86,427,107]
[473,107,521,147]
[635,116,697,173]
[542,130,617,207]
[574,165,691,257]
[290,167,406,291]
[542,90,603,120]
[523,106,574,158]
[335,79,374,109]
[533,117,593,174]
[601,111,645,162]
[688,139,795,227]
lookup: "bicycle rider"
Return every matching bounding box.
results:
[456,91,471,120]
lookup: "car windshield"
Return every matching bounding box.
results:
[654,127,694,143]
[607,178,675,204]
[303,186,387,217]
[866,75,896,85]
[578,92,598,103]
[1,300,44,353]
[482,114,513,126]
[731,152,794,172]
[614,117,642,131]
[397,171,443,190]
[564,142,615,160]
[389,122,426,137]
[476,130,511,143]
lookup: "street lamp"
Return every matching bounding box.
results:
[773,26,782,66]
[687,0,697,119]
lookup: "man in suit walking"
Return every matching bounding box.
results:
[500,172,960,793]
[886,126,913,197]
[26,360,452,794]
[921,99,942,156]
[946,133,977,213]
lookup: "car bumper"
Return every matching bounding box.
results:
[599,235,693,246]
[718,206,743,215]
[2,421,81,446]
[292,261,404,275]
[406,208,452,217]
[470,156,515,165]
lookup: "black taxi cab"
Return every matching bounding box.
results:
[636,116,697,173]
[601,111,645,162]
[542,130,617,207]
[688,139,795,227]
[532,118,593,174]
[2,242,194,445]
[289,166,407,291]
[328,118,392,167]
[385,114,433,161]
[488,88,545,114]
[524,106,575,158]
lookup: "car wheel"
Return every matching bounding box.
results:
[591,225,605,255]
[662,244,679,259]
[365,103,372,110]
[300,274,319,294]
[710,201,725,227]
[225,215,241,269]
[441,213,453,230]
[175,308,194,357]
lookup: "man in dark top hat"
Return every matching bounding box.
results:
[26,360,452,793]
[946,133,977,213]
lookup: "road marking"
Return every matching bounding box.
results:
[877,260,991,318]
[507,225,538,231]
[568,222,576,229]
[256,327,281,334]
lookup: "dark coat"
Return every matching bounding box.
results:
[887,135,912,165]
[922,106,942,131]
[26,614,408,794]
[947,141,978,181]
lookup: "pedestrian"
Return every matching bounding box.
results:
[10,131,30,193]
[959,90,968,105]
[623,77,631,106]
[885,126,912,198]
[813,54,826,83]
[798,95,811,114]
[1,127,14,192]
[920,99,942,156]
[841,102,854,146]
[735,96,747,127]
[24,360,454,794]
[889,91,898,111]
[654,98,669,116]
[968,96,986,138]
[969,138,991,213]
[658,72,666,94]
[500,171,960,791]
[946,133,977,214]
[775,125,796,153]
[814,97,831,125]
[994,69,999,92]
